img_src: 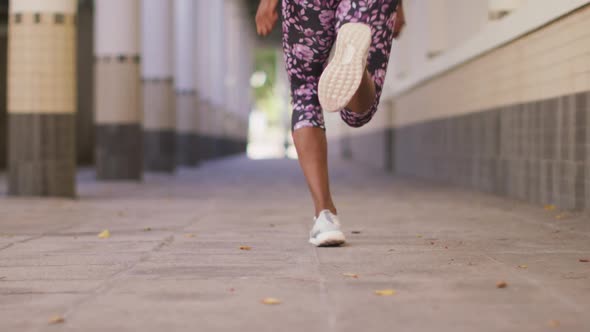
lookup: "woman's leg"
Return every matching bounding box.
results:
[293,127,337,217]
[282,1,339,217]
[337,0,400,126]
[346,70,377,115]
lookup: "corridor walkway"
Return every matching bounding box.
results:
[1,156,589,331]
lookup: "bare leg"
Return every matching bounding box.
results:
[292,127,338,217]
[346,70,376,114]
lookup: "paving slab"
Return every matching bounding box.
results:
[0,156,589,331]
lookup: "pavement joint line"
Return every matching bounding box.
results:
[308,224,337,331]
[57,232,180,322]
[0,223,82,253]
[482,253,585,315]
[53,213,207,324]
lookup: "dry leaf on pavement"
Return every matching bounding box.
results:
[579,258,589,263]
[496,281,508,288]
[544,205,556,211]
[240,246,252,251]
[48,315,65,324]
[185,234,196,238]
[97,230,111,239]
[517,264,528,269]
[143,227,152,232]
[261,297,281,305]
[342,273,359,279]
[374,289,396,296]
[548,320,560,328]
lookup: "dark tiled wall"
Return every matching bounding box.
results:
[394,91,589,211]
[0,34,6,169]
[341,129,392,172]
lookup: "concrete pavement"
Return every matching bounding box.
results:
[1,156,589,331]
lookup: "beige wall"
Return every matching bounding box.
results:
[394,4,590,128]
[444,0,489,50]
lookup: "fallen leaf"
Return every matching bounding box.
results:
[496,281,508,289]
[351,231,361,234]
[544,205,556,211]
[374,289,396,296]
[97,230,111,239]
[185,233,196,238]
[548,320,560,328]
[48,315,65,324]
[342,273,359,279]
[240,246,252,251]
[261,297,281,305]
[444,246,449,249]
[417,235,423,238]
[579,259,589,263]
[517,264,528,269]
[430,241,435,245]
[555,212,575,220]
[143,227,152,232]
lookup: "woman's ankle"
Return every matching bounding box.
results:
[315,205,338,217]
[346,70,376,114]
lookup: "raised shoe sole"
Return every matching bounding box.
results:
[318,23,372,113]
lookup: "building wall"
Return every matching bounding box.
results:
[333,2,590,212]
[393,4,590,210]
[0,27,6,169]
[1,0,6,169]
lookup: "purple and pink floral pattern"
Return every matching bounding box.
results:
[282,0,400,131]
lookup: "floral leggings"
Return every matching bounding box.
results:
[282,0,400,131]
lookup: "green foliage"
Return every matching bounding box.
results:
[253,48,283,126]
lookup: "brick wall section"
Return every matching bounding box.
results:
[395,91,589,210]
[391,5,590,211]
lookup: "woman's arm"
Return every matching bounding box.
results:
[393,0,406,39]
[255,0,279,36]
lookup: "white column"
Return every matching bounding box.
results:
[223,0,240,151]
[174,0,198,166]
[141,0,176,172]
[211,0,227,155]
[7,0,78,196]
[94,0,142,180]
[195,0,216,158]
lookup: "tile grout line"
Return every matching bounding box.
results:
[306,220,337,332]
[35,213,211,332]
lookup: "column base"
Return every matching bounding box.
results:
[96,124,143,180]
[144,130,176,172]
[8,114,76,197]
[176,133,199,167]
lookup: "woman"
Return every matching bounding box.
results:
[256,0,406,246]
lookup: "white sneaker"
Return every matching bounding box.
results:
[309,210,346,247]
[318,22,372,113]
